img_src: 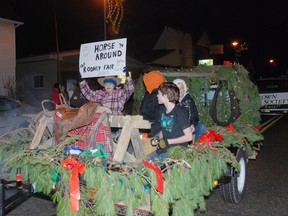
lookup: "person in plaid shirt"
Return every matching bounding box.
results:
[80,76,134,115]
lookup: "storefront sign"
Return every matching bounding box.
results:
[260,93,288,106]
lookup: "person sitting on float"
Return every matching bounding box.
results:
[173,78,206,142]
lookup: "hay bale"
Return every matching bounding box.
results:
[141,138,157,159]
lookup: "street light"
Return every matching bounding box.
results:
[268,58,276,75]
[231,41,239,62]
[232,41,239,48]
[231,41,248,63]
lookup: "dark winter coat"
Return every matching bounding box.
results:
[177,93,199,127]
[70,88,87,108]
[140,89,161,122]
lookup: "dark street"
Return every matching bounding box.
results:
[196,114,288,216]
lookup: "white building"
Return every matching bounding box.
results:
[0,17,22,96]
[149,26,194,67]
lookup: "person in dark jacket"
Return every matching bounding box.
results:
[173,78,206,142]
[140,70,166,137]
[69,82,87,108]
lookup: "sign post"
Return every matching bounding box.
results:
[79,38,127,78]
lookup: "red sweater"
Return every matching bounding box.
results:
[51,88,61,105]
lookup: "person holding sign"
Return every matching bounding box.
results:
[79,75,134,115]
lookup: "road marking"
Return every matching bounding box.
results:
[260,115,284,133]
[260,115,279,128]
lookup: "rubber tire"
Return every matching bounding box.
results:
[219,148,247,204]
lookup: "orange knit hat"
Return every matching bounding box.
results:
[143,70,165,94]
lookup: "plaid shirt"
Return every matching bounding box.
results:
[80,79,134,115]
[68,113,112,160]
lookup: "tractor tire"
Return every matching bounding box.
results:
[219,148,247,204]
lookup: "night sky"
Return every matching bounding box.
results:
[5,0,288,78]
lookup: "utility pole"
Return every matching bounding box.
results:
[53,0,60,81]
[104,0,107,40]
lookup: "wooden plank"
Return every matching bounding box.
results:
[123,151,137,163]
[38,138,54,149]
[88,112,107,148]
[106,113,114,155]
[30,116,47,149]
[130,129,144,160]
[95,106,112,127]
[112,138,136,163]
[46,116,54,135]
[113,116,134,162]
[109,115,151,129]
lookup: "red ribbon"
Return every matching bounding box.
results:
[196,129,224,144]
[195,130,224,152]
[142,160,163,194]
[225,124,235,132]
[225,124,239,134]
[61,156,85,213]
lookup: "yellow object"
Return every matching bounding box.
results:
[158,139,166,149]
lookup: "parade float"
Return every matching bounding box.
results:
[0,61,263,215]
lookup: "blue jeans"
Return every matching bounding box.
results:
[194,122,206,142]
[147,151,168,162]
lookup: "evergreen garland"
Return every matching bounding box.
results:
[1,133,238,216]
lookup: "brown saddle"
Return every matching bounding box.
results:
[53,102,101,144]
[55,107,79,120]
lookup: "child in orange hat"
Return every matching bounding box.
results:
[140,70,166,137]
[142,70,165,94]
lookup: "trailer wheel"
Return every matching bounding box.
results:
[219,148,247,204]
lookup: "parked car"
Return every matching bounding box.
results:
[256,77,288,114]
[0,96,41,135]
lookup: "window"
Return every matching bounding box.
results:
[34,75,44,88]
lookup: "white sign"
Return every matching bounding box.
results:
[198,59,213,66]
[260,93,288,106]
[79,38,127,78]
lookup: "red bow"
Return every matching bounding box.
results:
[196,129,224,144]
[61,156,85,213]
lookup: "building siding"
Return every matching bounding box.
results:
[0,20,16,96]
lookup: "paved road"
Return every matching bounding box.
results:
[6,196,56,216]
[195,114,288,216]
[5,115,288,216]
